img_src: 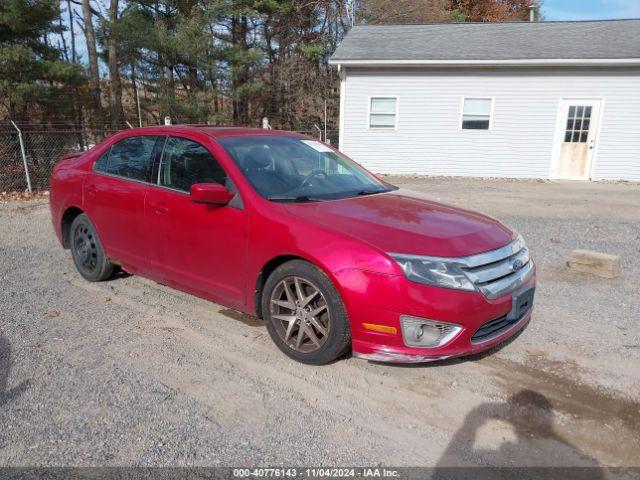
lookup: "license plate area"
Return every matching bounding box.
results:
[507,287,535,321]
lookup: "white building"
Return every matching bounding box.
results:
[330,20,640,181]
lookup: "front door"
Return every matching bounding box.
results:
[146,135,248,308]
[552,99,602,180]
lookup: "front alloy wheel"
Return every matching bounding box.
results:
[262,260,351,365]
[270,276,331,353]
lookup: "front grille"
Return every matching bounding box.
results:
[458,235,534,299]
[471,299,533,344]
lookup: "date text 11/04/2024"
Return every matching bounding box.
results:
[232,468,400,478]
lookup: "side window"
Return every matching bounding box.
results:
[106,136,158,181]
[159,137,228,192]
[93,148,110,172]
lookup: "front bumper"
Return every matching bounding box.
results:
[334,265,536,364]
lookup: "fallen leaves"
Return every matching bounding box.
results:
[0,190,48,202]
[44,310,60,318]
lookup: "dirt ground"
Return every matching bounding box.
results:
[0,177,639,469]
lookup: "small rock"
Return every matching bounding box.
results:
[526,348,547,357]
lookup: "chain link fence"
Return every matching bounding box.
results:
[0,124,122,193]
[0,125,339,193]
[0,131,91,192]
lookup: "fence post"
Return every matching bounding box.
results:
[10,120,32,193]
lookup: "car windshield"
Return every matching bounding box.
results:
[218,135,395,202]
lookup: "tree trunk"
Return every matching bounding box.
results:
[58,15,69,62]
[131,62,142,127]
[67,0,77,63]
[231,10,240,124]
[81,0,103,136]
[68,1,83,148]
[108,0,122,130]
[231,5,250,125]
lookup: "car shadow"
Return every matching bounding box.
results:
[108,266,132,281]
[432,389,605,479]
[0,333,30,406]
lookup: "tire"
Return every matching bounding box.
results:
[69,213,115,282]
[262,260,351,365]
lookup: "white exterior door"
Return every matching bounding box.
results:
[552,99,602,180]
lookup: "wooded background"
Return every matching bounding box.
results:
[1,0,538,135]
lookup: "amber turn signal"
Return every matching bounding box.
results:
[362,323,397,335]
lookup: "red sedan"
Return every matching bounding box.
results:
[50,126,535,364]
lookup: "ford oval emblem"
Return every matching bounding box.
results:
[512,259,524,271]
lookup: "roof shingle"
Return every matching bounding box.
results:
[330,20,640,63]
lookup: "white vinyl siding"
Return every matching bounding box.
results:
[340,68,640,181]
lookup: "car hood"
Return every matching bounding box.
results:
[282,189,514,257]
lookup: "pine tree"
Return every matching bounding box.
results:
[0,0,82,122]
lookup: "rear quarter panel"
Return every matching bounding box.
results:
[49,153,91,244]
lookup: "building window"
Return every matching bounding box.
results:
[564,105,592,143]
[461,98,493,130]
[369,97,397,129]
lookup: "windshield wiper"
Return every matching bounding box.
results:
[356,189,385,196]
[267,195,319,203]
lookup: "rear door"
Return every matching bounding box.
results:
[85,135,160,274]
[146,135,249,307]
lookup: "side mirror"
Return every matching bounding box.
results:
[190,183,234,205]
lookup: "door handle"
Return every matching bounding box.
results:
[86,185,98,196]
[150,203,169,215]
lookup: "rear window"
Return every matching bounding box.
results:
[104,136,158,182]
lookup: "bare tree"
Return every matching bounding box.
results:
[82,0,103,132]
[108,0,122,128]
[67,0,77,63]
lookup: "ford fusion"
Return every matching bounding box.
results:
[50,126,535,365]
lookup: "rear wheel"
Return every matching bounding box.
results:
[70,214,114,282]
[262,260,351,365]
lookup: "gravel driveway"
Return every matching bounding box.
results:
[0,177,638,468]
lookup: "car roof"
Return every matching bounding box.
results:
[120,125,307,139]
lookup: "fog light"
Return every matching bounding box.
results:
[400,315,462,348]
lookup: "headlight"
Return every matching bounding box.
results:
[389,253,475,291]
[400,315,462,348]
